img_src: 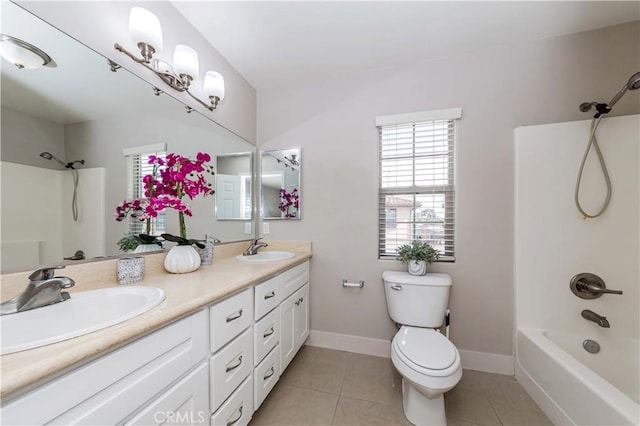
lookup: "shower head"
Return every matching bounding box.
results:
[606,71,640,110]
[628,72,640,90]
[579,71,640,118]
[40,151,66,167]
[39,152,84,169]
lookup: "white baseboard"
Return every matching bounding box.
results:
[307,329,514,376]
[458,349,514,375]
[307,330,391,358]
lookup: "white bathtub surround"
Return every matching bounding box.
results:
[515,115,639,425]
[0,162,106,272]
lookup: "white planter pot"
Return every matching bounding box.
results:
[133,244,162,254]
[407,260,427,276]
[164,245,201,274]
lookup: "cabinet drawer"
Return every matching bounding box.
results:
[126,362,209,425]
[210,375,253,426]
[253,306,280,365]
[210,328,253,412]
[280,262,309,301]
[254,345,281,411]
[210,288,253,353]
[254,276,281,320]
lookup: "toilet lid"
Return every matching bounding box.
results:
[393,327,456,370]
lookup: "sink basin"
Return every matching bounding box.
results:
[0,286,165,355]
[236,251,295,262]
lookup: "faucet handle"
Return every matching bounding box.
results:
[29,265,65,281]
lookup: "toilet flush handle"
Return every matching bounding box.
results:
[390,284,403,291]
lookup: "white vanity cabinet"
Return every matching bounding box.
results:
[0,310,208,425]
[0,259,310,426]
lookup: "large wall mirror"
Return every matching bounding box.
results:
[261,148,301,220]
[0,2,255,273]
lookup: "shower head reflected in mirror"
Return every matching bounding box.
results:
[39,152,85,169]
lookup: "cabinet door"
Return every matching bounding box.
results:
[294,284,310,350]
[279,292,297,372]
[126,363,209,426]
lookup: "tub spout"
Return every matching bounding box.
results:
[581,309,610,328]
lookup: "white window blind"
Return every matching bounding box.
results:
[125,144,167,236]
[377,109,460,261]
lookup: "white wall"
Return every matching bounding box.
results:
[257,22,640,358]
[515,115,639,338]
[16,1,257,144]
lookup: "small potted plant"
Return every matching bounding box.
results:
[396,240,440,276]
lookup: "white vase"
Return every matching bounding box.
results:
[407,260,427,276]
[164,245,201,274]
[133,244,162,254]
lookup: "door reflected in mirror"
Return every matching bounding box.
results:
[215,152,253,220]
[261,148,301,220]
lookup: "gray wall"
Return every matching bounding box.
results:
[257,22,640,356]
[17,1,257,144]
[1,107,65,169]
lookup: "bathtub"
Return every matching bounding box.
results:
[516,328,639,425]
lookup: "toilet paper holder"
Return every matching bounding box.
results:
[342,279,364,288]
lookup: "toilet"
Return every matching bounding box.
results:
[382,271,462,425]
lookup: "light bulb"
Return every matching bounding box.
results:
[129,7,163,51]
[173,45,199,80]
[203,71,225,100]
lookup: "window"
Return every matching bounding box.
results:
[377,108,461,260]
[123,143,167,236]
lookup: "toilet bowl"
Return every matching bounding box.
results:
[382,271,462,425]
[391,326,462,425]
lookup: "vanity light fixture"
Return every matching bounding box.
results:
[0,34,54,69]
[113,7,225,111]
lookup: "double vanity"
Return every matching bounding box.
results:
[0,242,311,425]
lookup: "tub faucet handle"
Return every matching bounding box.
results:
[570,273,623,299]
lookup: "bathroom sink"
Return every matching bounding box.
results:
[236,251,295,262]
[0,286,165,355]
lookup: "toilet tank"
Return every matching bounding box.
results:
[382,271,452,327]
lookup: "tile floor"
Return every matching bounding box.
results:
[249,346,552,426]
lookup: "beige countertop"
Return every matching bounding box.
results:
[0,241,311,399]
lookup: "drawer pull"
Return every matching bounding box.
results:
[225,355,243,372]
[226,406,243,426]
[263,326,275,338]
[263,366,275,381]
[226,309,243,323]
[295,300,300,306]
[264,291,276,300]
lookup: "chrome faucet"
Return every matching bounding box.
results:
[1,265,75,315]
[243,238,268,256]
[581,309,610,328]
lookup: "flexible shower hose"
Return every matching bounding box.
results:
[574,117,612,219]
[71,168,79,221]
